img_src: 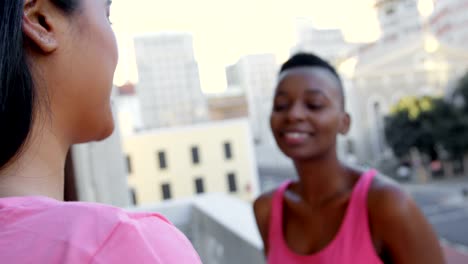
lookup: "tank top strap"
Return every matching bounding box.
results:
[353,169,378,203]
[340,169,378,246]
[268,180,292,246]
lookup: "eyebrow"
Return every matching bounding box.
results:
[107,0,113,6]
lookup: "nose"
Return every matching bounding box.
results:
[287,102,306,122]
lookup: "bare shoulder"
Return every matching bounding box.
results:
[367,174,418,229]
[367,174,412,214]
[253,190,276,254]
[367,173,444,263]
[253,190,275,228]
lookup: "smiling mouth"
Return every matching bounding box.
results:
[280,131,314,145]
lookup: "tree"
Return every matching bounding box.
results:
[385,72,468,162]
[384,96,437,160]
[436,72,468,159]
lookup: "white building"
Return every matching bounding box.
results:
[375,0,423,41]
[343,39,468,166]
[226,54,278,145]
[374,0,468,46]
[134,33,208,129]
[114,83,144,138]
[430,0,468,45]
[291,18,360,63]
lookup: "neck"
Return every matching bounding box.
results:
[0,119,70,200]
[293,148,351,206]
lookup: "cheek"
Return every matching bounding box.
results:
[315,112,341,134]
[270,114,281,132]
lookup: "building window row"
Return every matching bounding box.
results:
[154,141,233,170]
[159,172,238,200]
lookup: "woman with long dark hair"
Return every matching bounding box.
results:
[0,1,201,263]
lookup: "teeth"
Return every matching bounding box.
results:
[285,132,308,139]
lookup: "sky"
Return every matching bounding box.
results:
[110,0,381,93]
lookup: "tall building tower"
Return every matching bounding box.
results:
[291,18,359,63]
[226,54,278,144]
[430,0,468,45]
[134,33,208,129]
[375,0,423,40]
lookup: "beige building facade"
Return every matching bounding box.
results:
[123,119,259,205]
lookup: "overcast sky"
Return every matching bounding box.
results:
[110,0,381,92]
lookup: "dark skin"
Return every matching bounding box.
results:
[253,67,445,264]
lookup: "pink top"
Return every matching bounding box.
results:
[267,170,383,264]
[0,196,201,263]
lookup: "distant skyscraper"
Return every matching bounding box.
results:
[134,33,208,129]
[375,0,423,40]
[291,18,360,63]
[226,54,278,144]
[374,0,468,46]
[430,0,468,45]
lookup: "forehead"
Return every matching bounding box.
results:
[276,67,342,98]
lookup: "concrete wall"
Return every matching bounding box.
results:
[133,194,265,264]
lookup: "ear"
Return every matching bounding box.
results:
[338,112,351,135]
[23,0,59,54]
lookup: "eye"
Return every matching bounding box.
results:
[273,104,289,112]
[273,97,289,112]
[306,103,323,110]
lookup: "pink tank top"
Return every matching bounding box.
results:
[267,170,383,264]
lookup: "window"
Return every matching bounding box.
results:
[191,146,200,164]
[158,151,167,169]
[227,173,238,193]
[126,155,132,174]
[195,178,205,194]
[161,183,171,200]
[129,188,138,205]
[224,142,233,160]
[385,7,395,16]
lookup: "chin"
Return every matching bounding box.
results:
[280,147,324,161]
[74,110,115,144]
[95,115,115,141]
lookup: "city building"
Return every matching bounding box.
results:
[374,0,468,47]
[133,33,208,129]
[225,54,278,145]
[430,0,468,46]
[343,38,468,165]
[375,0,423,41]
[115,82,144,137]
[291,18,362,63]
[123,119,259,205]
[206,89,249,121]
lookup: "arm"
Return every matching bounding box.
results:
[369,185,445,264]
[253,194,273,256]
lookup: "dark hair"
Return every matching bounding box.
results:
[0,0,79,169]
[280,53,345,108]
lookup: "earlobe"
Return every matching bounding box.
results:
[22,0,58,54]
[339,113,351,135]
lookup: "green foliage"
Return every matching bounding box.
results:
[385,96,438,159]
[384,71,468,160]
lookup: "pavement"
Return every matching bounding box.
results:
[405,178,468,264]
